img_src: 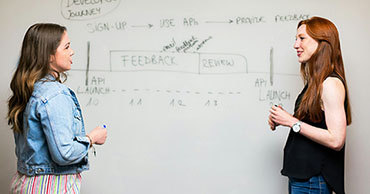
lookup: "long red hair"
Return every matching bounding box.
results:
[294,16,351,125]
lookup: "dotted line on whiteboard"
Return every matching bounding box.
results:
[118,89,242,95]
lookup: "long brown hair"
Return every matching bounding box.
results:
[8,23,67,133]
[294,16,351,125]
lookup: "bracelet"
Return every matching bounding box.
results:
[86,134,97,156]
[86,134,93,148]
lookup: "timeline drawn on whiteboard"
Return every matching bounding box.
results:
[63,3,307,109]
[75,41,294,109]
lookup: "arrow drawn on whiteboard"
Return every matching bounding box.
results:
[85,41,90,86]
[205,19,233,24]
[131,24,153,28]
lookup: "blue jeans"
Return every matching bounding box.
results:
[289,175,332,194]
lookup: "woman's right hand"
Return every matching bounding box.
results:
[87,126,107,145]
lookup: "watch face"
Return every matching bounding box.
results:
[292,123,300,133]
[292,125,299,132]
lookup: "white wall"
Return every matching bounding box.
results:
[0,0,369,193]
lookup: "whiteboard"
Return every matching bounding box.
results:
[0,0,369,193]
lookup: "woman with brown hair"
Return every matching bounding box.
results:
[8,23,107,193]
[268,16,351,194]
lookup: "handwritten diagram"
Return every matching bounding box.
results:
[63,1,304,110]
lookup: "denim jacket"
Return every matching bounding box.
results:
[14,75,90,176]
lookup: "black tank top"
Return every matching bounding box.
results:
[281,74,347,194]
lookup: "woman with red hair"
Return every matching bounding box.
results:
[268,16,351,194]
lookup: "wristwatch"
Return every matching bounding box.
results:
[292,121,302,133]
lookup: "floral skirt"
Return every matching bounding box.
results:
[10,172,81,194]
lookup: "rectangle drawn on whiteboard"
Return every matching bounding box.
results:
[110,50,248,74]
